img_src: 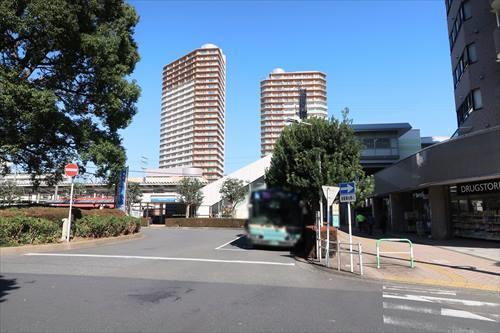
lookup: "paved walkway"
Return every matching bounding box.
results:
[331,230,500,292]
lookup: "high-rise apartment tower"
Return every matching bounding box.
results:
[159,44,226,181]
[445,0,500,134]
[260,68,328,157]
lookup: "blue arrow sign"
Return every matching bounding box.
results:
[339,182,356,194]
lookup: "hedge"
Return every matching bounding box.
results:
[0,216,61,246]
[75,216,140,238]
[165,218,245,228]
[0,208,141,247]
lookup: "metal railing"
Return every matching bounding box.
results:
[335,242,363,275]
[316,239,363,275]
[376,238,414,269]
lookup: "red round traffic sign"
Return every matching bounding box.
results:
[64,163,79,177]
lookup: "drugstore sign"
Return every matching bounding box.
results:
[457,179,500,195]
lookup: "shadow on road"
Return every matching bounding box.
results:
[0,275,19,303]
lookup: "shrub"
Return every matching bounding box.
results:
[81,209,126,217]
[74,215,141,238]
[0,216,61,246]
[0,207,79,221]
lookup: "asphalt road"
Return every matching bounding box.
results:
[1,228,499,333]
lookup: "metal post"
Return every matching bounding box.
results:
[54,184,58,200]
[66,177,74,242]
[410,243,415,269]
[317,212,322,261]
[326,189,331,267]
[347,203,353,273]
[359,243,363,276]
[376,240,380,269]
[316,211,320,261]
[337,241,341,271]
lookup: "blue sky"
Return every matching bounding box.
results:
[122,0,455,176]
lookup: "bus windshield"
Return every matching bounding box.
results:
[250,190,302,226]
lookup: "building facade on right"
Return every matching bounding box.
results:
[370,2,500,241]
[446,0,500,134]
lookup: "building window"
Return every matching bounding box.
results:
[453,43,478,87]
[445,0,454,13]
[457,89,482,126]
[449,0,472,50]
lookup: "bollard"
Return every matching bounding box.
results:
[376,238,414,269]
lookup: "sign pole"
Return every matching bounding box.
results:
[66,176,74,242]
[347,202,353,272]
[326,189,331,267]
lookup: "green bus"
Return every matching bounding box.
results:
[245,189,305,248]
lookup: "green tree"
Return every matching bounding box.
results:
[265,108,372,220]
[126,182,142,214]
[177,177,204,218]
[0,180,22,205]
[0,0,141,187]
[219,178,247,217]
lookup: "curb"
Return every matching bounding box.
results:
[300,255,500,292]
[0,232,144,256]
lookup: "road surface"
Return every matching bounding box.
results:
[1,228,498,332]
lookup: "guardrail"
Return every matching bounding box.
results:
[376,238,414,269]
[335,242,363,275]
[317,239,363,275]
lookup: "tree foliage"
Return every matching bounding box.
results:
[219,178,247,217]
[265,109,373,213]
[0,0,141,186]
[126,182,142,214]
[177,177,204,218]
[0,180,22,205]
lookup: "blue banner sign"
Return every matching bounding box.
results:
[115,167,128,211]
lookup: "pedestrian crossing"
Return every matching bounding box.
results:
[382,284,500,332]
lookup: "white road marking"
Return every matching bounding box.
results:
[383,315,442,331]
[441,308,496,322]
[25,253,295,267]
[383,302,435,314]
[383,292,499,307]
[215,236,244,250]
[383,285,456,296]
[383,302,497,322]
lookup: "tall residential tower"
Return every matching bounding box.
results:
[159,44,226,181]
[260,68,328,157]
[445,0,500,134]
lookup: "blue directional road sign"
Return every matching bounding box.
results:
[339,182,356,203]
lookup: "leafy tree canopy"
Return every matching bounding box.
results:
[0,0,141,186]
[177,177,204,217]
[126,182,142,214]
[265,108,373,212]
[219,178,247,217]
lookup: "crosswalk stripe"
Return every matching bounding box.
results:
[382,315,442,332]
[441,308,496,322]
[383,302,497,322]
[382,292,500,307]
[383,285,456,296]
[383,315,482,332]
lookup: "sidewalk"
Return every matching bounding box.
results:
[333,230,500,292]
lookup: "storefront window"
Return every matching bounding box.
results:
[449,184,500,241]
